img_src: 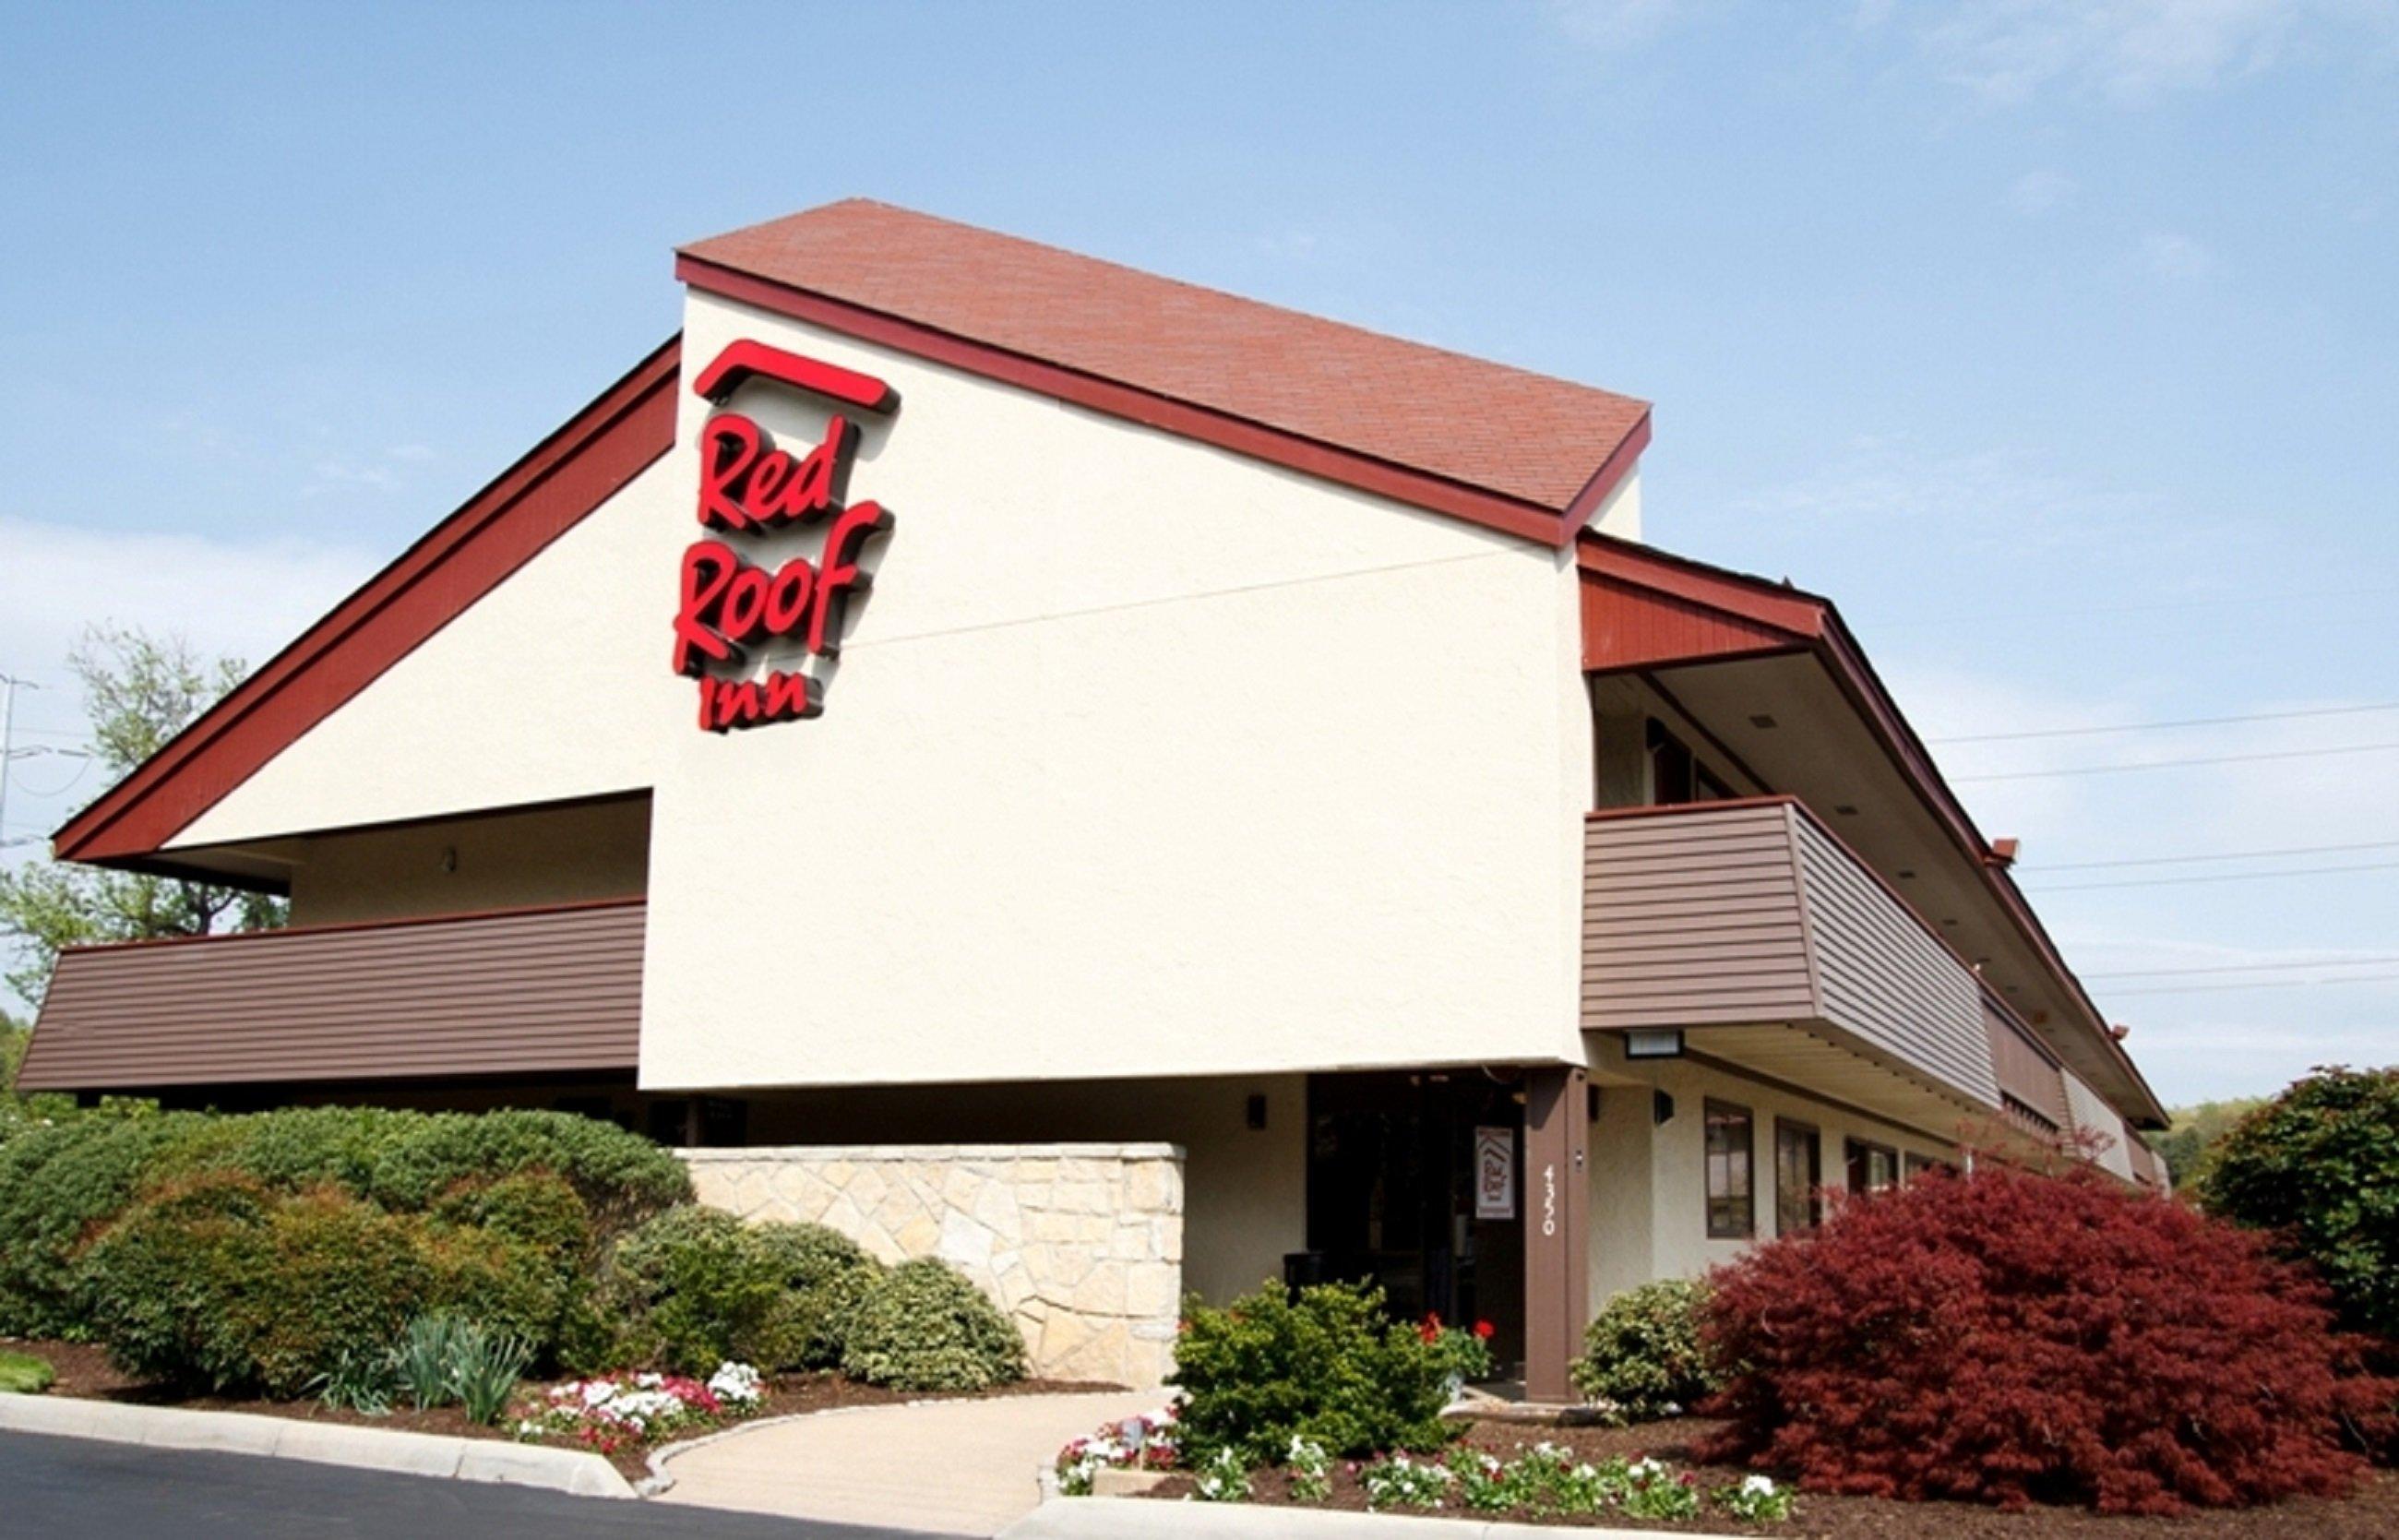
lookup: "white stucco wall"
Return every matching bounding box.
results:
[1587,1043,1961,1305]
[643,295,1593,1089]
[174,286,1602,1090]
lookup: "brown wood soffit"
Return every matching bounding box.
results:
[52,338,684,866]
[676,253,1650,550]
[1575,536,2167,1129]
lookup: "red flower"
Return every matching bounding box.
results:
[1418,1311,1443,1343]
[1473,1319,1495,1340]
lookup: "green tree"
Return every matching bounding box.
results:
[2199,1067,2399,1340]
[2144,1095,2267,1188]
[0,627,284,1007]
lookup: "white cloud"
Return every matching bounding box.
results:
[1548,0,1705,51]
[2007,168,2076,215]
[1918,0,2398,104]
[1727,435,2166,564]
[2138,229,2220,281]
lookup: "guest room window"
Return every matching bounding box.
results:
[1775,1118,1822,1235]
[1846,1139,1899,1195]
[1704,1100,1755,1238]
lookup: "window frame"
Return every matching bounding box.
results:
[1845,1138,1900,1195]
[1702,1098,1756,1239]
[1773,1117,1822,1236]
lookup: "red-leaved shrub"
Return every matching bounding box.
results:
[1698,1163,2392,1515]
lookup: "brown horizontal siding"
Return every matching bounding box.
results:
[2127,1128,2165,1187]
[1985,1000,2071,1129]
[1583,801,2007,1115]
[14,901,644,1092]
[1790,816,2000,1106]
[1582,803,1816,1029]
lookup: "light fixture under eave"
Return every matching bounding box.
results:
[1625,1028,1685,1060]
[1749,713,1778,729]
[1834,804,1860,816]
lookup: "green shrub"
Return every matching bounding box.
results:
[2200,1067,2399,1340]
[0,1349,55,1393]
[82,1180,435,1396]
[359,1110,689,1224]
[1168,1279,1453,1465]
[1569,1279,1718,1421]
[0,1105,686,1341]
[602,1208,797,1372]
[752,1222,878,1368]
[76,1176,596,1397]
[841,1258,1024,1391]
[0,1112,203,1335]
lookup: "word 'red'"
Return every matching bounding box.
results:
[673,342,898,733]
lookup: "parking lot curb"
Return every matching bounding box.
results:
[0,1391,633,1499]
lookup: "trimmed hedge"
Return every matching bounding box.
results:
[0,1106,689,1339]
[841,1258,1026,1391]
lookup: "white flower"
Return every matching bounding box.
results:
[1744,1474,1778,1495]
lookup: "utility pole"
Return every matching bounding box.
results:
[0,674,37,852]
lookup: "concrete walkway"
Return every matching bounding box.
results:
[653,1391,1162,1537]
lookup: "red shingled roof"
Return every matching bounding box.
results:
[677,199,1650,528]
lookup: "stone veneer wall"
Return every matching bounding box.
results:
[680,1142,1184,1387]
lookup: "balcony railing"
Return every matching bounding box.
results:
[1583,797,2004,1117]
[14,898,644,1093]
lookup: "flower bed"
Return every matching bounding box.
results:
[512,1362,766,1455]
[14,1332,1119,1482]
[1056,1402,1180,1493]
[1108,1415,2399,1537]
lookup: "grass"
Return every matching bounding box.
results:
[0,1349,55,1394]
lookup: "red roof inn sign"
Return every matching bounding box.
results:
[673,340,898,732]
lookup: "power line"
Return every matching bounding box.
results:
[1953,741,2399,782]
[2030,859,2399,892]
[2085,954,2399,980]
[1871,583,2399,630]
[1930,701,2399,745]
[2034,837,2399,871]
[2102,971,2399,998]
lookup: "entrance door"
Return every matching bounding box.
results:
[1303,1071,1527,1372]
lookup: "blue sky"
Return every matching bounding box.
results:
[2,1,2394,1104]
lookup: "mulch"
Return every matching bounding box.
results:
[6,1336,1118,1482]
[1140,1417,2399,1538]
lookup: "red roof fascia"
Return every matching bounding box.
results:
[678,252,1638,550]
[1575,534,1828,663]
[54,338,683,864]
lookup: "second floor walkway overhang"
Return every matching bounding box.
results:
[1576,533,2166,1130]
